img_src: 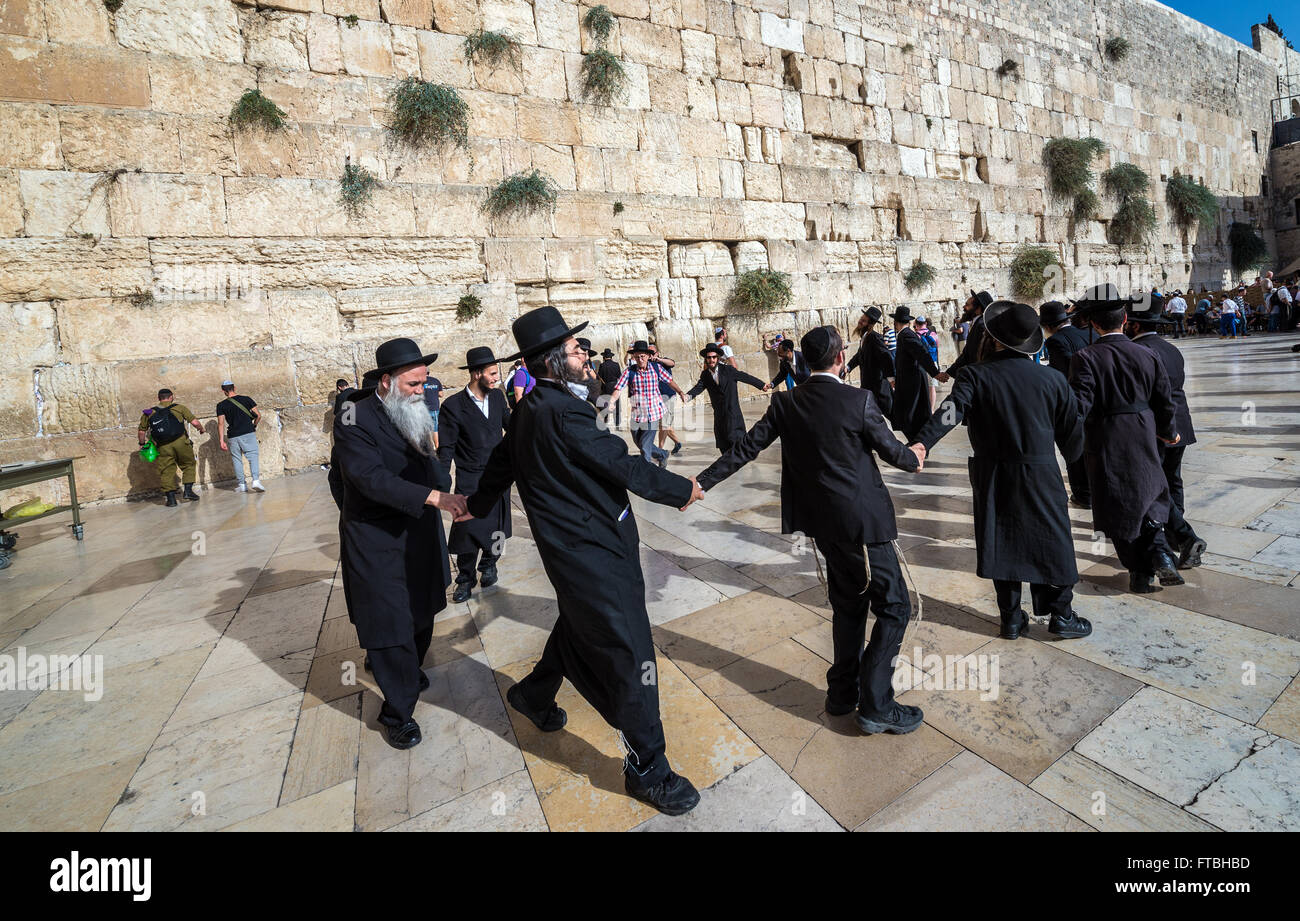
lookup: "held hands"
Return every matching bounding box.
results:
[762,383,772,392]
[1159,433,1181,446]
[680,476,705,511]
[428,489,472,521]
[936,372,951,384]
[908,443,927,471]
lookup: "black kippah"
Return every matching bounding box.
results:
[800,326,834,366]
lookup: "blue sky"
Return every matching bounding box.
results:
[1161,2,1294,47]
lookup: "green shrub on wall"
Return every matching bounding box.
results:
[386,77,470,154]
[1104,37,1131,62]
[1009,244,1063,300]
[456,293,484,322]
[581,49,628,107]
[339,158,379,220]
[463,30,521,70]
[1165,173,1218,230]
[229,89,287,132]
[1229,223,1269,275]
[583,5,615,44]
[481,170,559,220]
[903,260,936,293]
[1103,163,1157,246]
[731,269,793,313]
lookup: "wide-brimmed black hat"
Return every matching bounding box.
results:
[1038,301,1070,327]
[970,290,994,310]
[368,337,437,378]
[577,337,597,357]
[861,305,883,322]
[889,306,913,322]
[700,342,725,358]
[1127,303,1174,327]
[502,305,588,362]
[601,348,614,359]
[627,340,654,354]
[984,300,1044,355]
[1071,283,1140,316]
[460,346,500,370]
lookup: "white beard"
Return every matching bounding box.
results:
[380,386,436,454]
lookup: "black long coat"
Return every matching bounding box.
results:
[466,379,694,735]
[946,315,985,375]
[1068,334,1178,540]
[1132,333,1196,447]
[915,351,1084,584]
[698,374,919,544]
[846,331,894,417]
[437,386,512,554]
[328,390,451,649]
[890,326,940,440]
[685,364,767,451]
[1043,323,1093,378]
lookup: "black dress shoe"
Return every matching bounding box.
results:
[671,442,682,456]
[856,703,924,735]
[506,682,567,732]
[452,583,473,603]
[1153,551,1185,586]
[1070,495,1091,509]
[624,769,700,816]
[164,490,178,508]
[1128,571,1159,593]
[183,484,200,501]
[1048,611,1092,638]
[999,609,1030,639]
[384,719,422,750]
[479,566,499,588]
[1177,536,1206,570]
[824,696,857,716]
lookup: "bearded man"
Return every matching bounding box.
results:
[329,338,468,750]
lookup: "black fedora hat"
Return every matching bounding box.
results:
[601,348,614,358]
[627,340,654,354]
[700,342,725,358]
[502,305,588,362]
[1038,301,1069,327]
[1127,303,1174,327]
[984,300,1044,355]
[970,290,994,310]
[577,337,597,357]
[460,346,500,370]
[368,337,437,378]
[1071,283,1140,316]
[889,306,913,322]
[861,305,883,322]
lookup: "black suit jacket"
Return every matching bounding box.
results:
[946,314,984,375]
[845,331,894,416]
[890,326,940,439]
[698,374,919,543]
[1043,323,1092,378]
[437,386,512,553]
[1132,333,1195,446]
[686,363,767,449]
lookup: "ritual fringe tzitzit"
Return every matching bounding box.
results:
[810,537,925,655]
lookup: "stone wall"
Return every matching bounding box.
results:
[0,0,1288,503]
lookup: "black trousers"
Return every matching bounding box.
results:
[1111,517,1173,575]
[994,580,1073,619]
[368,613,435,726]
[454,548,500,586]
[1160,445,1199,547]
[1066,456,1090,504]
[817,539,911,718]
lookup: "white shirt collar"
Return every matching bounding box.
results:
[467,386,491,416]
[1099,331,1127,338]
[1133,331,1158,340]
[810,371,841,381]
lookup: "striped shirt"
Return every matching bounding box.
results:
[615,363,675,423]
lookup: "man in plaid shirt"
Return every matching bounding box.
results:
[607,340,690,465]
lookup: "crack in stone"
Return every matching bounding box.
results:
[1185,732,1277,809]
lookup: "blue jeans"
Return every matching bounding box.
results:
[429,408,439,432]
[229,432,260,485]
[632,421,666,462]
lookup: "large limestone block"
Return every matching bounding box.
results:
[114,0,243,64]
[485,238,547,284]
[1,0,46,37]
[517,99,581,146]
[600,280,659,324]
[0,38,150,107]
[18,169,109,237]
[256,70,372,127]
[597,239,667,281]
[57,296,272,364]
[267,289,344,348]
[115,354,231,428]
[740,200,804,239]
[759,12,803,53]
[0,169,19,235]
[0,103,61,169]
[228,349,299,410]
[242,10,311,71]
[715,80,752,124]
[336,284,463,331]
[657,276,700,319]
[0,430,153,501]
[1,302,57,366]
[307,12,343,73]
[379,0,432,28]
[108,173,228,237]
[431,0,475,33]
[619,18,682,69]
[39,364,120,434]
[58,109,183,173]
[534,0,579,54]
[148,56,257,118]
[415,29,472,87]
[732,240,768,272]
[520,45,569,100]
[0,238,151,300]
[292,346,359,405]
[411,186,491,238]
[668,241,733,278]
[545,238,596,282]
[279,402,333,469]
[695,274,734,315]
[39,0,110,45]
[479,0,537,45]
[179,116,239,175]
[259,0,323,12]
[340,17,394,76]
[0,372,36,439]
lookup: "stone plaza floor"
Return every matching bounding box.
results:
[0,332,1297,832]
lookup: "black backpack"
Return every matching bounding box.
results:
[147,405,186,444]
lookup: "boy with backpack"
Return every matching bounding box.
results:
[915,316,941,410]
[138,388,206,506]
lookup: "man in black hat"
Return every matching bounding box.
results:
[696,326,928,734]
[328,338,467,750]
[913,301,1091,639]
[576,337,601,407]
[846,306,894,416]
[1126,304,1207,570]
[438,347,512,604]
[596,347,623,427]
[466,306,707,815]
[889,306,941,441]
[685,343,770,452]
[1040,300,1094,508]
[936,290,993,382]
[1068,285,1183,594]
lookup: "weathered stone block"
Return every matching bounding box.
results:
[759,12,803,52]
[0,238,152,300]
[41,364,121,434]
[485,238,547,284]
[279,402,333,468]
[669,241,733,277]
[227,349,299,410]
[380,0,432,28]
[243,10,311,70]
[340,17,394,76]
[597,238,667,280]
[292,345,359,405]
[18,169,110,238]
[657,276,700,319]
[114,0,243,63]
[479,0,538,45]
[431,0,475,33]
[743,160,782,201]
[148,56,257,118]
[1,301,57,367]
[0,38,151,107]
[307,13,344,73]
[545,238,596,282]
[534,0,579,53]
[732,240,768,272]
[109,173,228,238]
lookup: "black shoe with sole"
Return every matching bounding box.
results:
[856,703,924,735]
[479,566,499,588]
[384,719,422,750]
[999,609,1030,640]
[1048,611,1092,638]
[1177,536,1206,570]
[671,442,682,456]
[1070,495,1091,509]
[1153,550,1185,586]
[164,490,178,508]
[452,583,473,603]
[506,682,567,732]
[183,484,200,502]
[624,770,700,816]
[1128,571,1159,593]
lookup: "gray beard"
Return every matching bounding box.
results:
[380,386,436,454]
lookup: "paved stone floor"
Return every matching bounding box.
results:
[1,332,1298,832]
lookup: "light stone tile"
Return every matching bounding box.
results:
[860,750,1091,832]
[1258,676,1300,745]
[246,544,338,596]
[387,770,547,832]
[1076,686,1271,807]
[1029,751,1218,832]
[168,650,313,730]
[1198,551,1297,586]
[8,582,156,647]
[87,610,236,670]
[0,755,144,832]
[223,779,355,832]
[1252,535,1300,570]
[639,544,725,626]
[281,693,362,804]
[1188,737,1300,831]
[196,580,329,678]
[737,547,822,598]
[686,559,764,599]
[464,572,558,669]
[1183,517,1280,561]
[301,644,376,708]
[1246,500,1300,538]
[635,755,842,832]
[355,690,409,833]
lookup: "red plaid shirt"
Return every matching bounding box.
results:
[615,363,674,423]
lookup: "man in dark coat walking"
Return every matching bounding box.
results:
[913,301,1091,639]
[596,348,623,427]
[1127,304,1207,570]
[889,306,941,441]
[467,306,707,816]
[437,347,512,604]
[845,306,895,417]
[697,326,927,735]
[1068,285,1183,594]
[328,339,467,750]
[1040,300,1095,507]
[937,289,993,382]
[685,343,769,452]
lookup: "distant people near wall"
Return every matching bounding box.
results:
[334,378,357,416]
[1164,290,1187,339]
[423,372,443,450]
[217,380,264,493]
[648,344,684,457]
[507,360,534,408]
[597,348,623,428]
[914,316,941,409]
[1193,292,1212,335]
[714,327,738,368]
[138,388,206,507]
[769,338,810,391]
[1218,295,1239,338]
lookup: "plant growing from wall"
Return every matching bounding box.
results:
[463,29,521,70]
[1009,244,1063,300]
[583,5,615,45]
[126,289,155,308]
[343,14,358,27]
[339,157,379,220]
[456,293,484,322]
[1102,162,1157,246]
[581,48,627,106]
[103,0,123,12]
[731,269,792,314]
[1165,172,1217,230]
[613,200,624,214]
[1229,222,1269,275]
[903,259,936,292]
[386,77,470,154]
[995,59,1018,78]
[1104,37,1131,62]
[900,42,914,54]
[1042,136,1105,230]
[229,89,287,133]
[481,169,559,220]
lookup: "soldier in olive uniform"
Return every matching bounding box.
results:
[138,388,206,506]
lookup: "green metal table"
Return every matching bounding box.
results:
[0,457,85,540]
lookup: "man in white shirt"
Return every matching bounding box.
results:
[1218,295,1238,338]
[1164,291,1188,339]
[714,327,738,369]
